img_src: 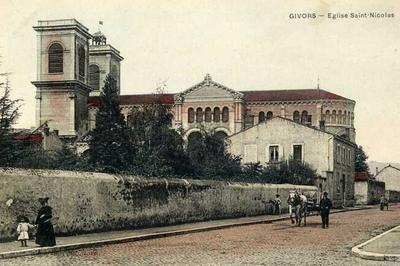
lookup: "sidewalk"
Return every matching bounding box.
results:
[0,206,370,260]
[352,223,400,262]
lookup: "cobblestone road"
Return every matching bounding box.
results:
[3,205,400,265]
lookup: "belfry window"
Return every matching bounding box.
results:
[88,64,100,90]
[222,107,229,122]
[48,43,63,73]
[266,111,273,119]
[78,46,85,77]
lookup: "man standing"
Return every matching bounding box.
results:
[320,192,332,229]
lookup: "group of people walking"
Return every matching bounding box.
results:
[16,197,56,247]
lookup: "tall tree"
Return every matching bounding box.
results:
[128,95,191,177]
[88,75,134,172]
[186,131,242,179]
[355,145,370,173]
[0,74,22,166]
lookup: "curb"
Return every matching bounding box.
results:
[351,224,400,262]
[0,206,371,260]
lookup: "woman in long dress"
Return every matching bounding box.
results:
[35,197,56,246]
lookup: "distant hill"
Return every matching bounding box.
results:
[368,161,400,176]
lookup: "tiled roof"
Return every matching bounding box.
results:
[87,89,350,107]
[242,89,349,102]
[120,94,174,105]
[88,94,175,107]
[14,132,43,142]
[354,172,369,181]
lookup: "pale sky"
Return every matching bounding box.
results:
[0,0,399,163]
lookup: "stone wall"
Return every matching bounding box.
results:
[354,179,385,205]
[386,190,400,203]
[0,168,317,241]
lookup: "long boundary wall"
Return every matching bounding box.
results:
[0,168,317,241]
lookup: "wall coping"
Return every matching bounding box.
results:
[0,167,317,190]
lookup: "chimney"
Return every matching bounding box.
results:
[43,127,50,136]
[319,120,325,131]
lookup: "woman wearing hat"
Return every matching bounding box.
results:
[35,197,56,246]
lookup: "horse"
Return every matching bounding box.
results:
[288,191,307,226]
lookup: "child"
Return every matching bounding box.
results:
[17,216,35,247]
[274,194,282,215]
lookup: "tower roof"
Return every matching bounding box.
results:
[92,30,107,45]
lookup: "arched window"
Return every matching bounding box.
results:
[222,107,229,122]
[88,64,100,90]
[325,110,330,124]
[205,107,212,122]
[338,110,342,124]
[266,111,273,119]
[258,111,265,123]
[78,46,85,77]
[48,43,63,73]
[332,110,337,124]
[213,107,220,122]
[301,111,308,124]
[196,107,203,123]
[343,111,347,125]
[188,108,194,123]
[293,111,300,123]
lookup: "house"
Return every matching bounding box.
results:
[227,116,356,207]
[375,165,400,202]
[353,172,385,205]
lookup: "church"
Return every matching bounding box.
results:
[32,19,356,146]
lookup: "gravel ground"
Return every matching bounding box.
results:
[2,205,400,265]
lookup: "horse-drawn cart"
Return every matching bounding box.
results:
[288,191,320,226]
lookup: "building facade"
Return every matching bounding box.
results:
[375,165,400,192]
[32,19,122,140]
[354,172,385,205]
[31,19,357,160]
[88,73,356,145]
[227,117,356,207]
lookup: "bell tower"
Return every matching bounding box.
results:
[32,19,92,139]
[88,29,123,96]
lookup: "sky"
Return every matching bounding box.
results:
[0,0,399,163]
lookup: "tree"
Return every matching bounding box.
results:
[260,159,317,185]
[186,131,242,179]
[128,95,192,177]
[88,75,134,172]
[0,74,22,166]
[355,145,370,173]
